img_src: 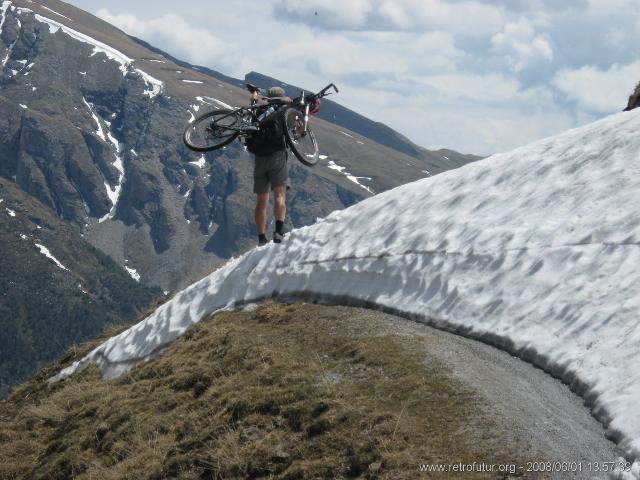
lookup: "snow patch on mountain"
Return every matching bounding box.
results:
[82,98,125,222]
[82,97,106,141]
[13,7,164,98]
[0,1,11,35]
[1,4,19,68]
[205,96,233,110]
[40,5,72,21]
[134,68,163,98]
[125,266,140,282]
[27,11,131,73]
[35,243,68,271]
[327,160,374,194]
[189,155,206,169]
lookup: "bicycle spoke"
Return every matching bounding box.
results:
[184,109,240,152]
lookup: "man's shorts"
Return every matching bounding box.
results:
[253,150,288,194]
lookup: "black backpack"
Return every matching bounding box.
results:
[245,115,286,157]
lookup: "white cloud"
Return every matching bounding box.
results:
[404,0,504,35]
[275,0,504,35]
[587,0,640,15]
[552,61,640,113]
[269,33,390,79]
[95,9,240,71]
[491,17,553,72]
[408,72,522,104]
[261,28,466,89]
[338,82,577,155]
[377,1,412,29]
[273,0,373,29]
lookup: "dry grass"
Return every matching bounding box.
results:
[0,303,540,479]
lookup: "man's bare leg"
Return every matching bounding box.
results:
[255,192,269,242]
[273,185,286,242]
[273,185,286,223]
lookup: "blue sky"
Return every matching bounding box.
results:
[66,0,640,155]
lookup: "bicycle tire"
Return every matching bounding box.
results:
[283,107,319,166]
[183,109,240,152]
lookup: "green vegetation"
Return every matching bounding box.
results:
[0,303,540,479]
[0,178,162,398]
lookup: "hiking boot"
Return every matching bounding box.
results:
[274,220,286,243]
[258,234,269,246]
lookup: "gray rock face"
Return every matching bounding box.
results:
[0,0,477,292]
[625,81,640,111]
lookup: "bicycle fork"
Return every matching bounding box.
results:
[303,104,310,133]
[299,91,310,134]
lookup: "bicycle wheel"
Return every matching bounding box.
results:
[283,107,319,166]
[183,109,240,152]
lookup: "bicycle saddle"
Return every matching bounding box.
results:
[246,83,261,94]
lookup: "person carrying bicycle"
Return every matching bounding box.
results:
[245,86,293,246]
[183,82,338,246]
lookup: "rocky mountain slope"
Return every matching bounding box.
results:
[626,81,640,111]
[0,0,479,293]
[0,177,160,398]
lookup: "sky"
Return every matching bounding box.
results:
[65,0,640,156]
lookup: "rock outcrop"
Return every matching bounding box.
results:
[625,81,640,111]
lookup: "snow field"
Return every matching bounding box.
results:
[50,109,640,477]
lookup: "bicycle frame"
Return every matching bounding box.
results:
[203,83,341,143]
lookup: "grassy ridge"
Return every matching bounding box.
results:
[0,303,539,479]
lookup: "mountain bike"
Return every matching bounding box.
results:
[183,83,338,167]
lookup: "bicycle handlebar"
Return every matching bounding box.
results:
[319,83,339,96]
[298,83,339,104]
